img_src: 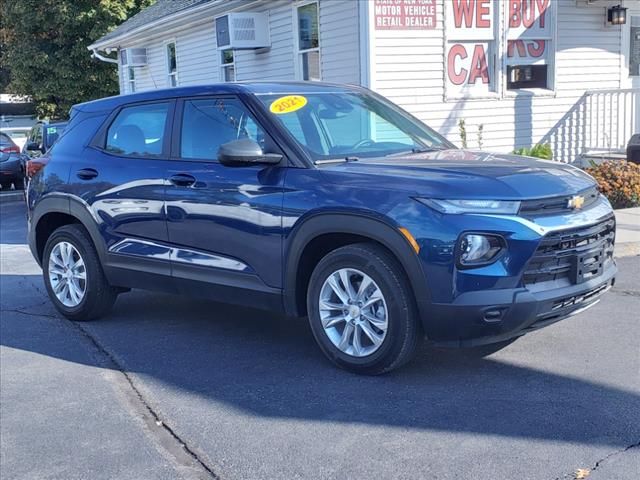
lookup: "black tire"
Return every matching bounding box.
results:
[307,243,420,375]
[464,338,519,358]
[43,224,118,321]
[1,181,12,190]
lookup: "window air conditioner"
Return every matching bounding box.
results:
[121,48,147,67]
[215,13,270,50]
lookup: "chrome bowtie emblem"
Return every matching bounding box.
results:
[568,195,585,209]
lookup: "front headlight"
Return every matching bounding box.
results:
[417,198,521,215]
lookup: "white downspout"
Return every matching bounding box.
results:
[91,49,118,64]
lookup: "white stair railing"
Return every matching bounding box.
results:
[583,88,639,155]
[542,88,639,163]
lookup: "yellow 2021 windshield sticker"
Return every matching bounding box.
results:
[269,95,307,114]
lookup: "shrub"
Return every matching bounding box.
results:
[458,118,468,149]
[512,143,553,160]
[584,160,640,209]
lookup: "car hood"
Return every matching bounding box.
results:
[318,149,596,199]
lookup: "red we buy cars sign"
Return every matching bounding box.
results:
[445,0,550,97]
[375,0,436,30]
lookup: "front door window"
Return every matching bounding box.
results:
[179,97,265,160]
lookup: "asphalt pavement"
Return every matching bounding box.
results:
[1,200,639,480]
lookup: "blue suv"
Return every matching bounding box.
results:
[27,83,616,374]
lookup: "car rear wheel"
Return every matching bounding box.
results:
[1,181,12,190]
[43,224,118,321]
[307,243,420,375]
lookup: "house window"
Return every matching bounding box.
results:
[166,42,178,87]
[505,0,553,91]
[445,0,556,98]
[221,50,235,82]
[445,0,498,98]
[127,68,136,93]
[120,49,136,93]
[630,15,640,77]
[296,2,320,81]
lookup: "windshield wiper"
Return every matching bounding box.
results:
[314,156,360,165]
[386,147,445,157]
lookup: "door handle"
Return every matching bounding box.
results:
[76,168,98,180]
[169,173,196,187]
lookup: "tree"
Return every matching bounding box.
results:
[0,0,153,119]
[0,8,12,93]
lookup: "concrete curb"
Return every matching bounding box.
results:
[614,207,640,258]
[0,192,25,204]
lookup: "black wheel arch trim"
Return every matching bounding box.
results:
[283,212,432,321]
[30,194,108,266]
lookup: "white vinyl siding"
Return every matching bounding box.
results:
[115,0,361,90]
[319,0,360,84]
[174,23,218,85]
[118,21,218,91]
[234,1,296,81]
[234,0,359,83]
[371,0,624,162]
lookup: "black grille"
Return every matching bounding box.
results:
[523,217,615,286]
[519,187,599,217]
[550,282,611,312]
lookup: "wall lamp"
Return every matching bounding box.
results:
[607,5,628,26]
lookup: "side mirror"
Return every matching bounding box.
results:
[218,138,282,166]
[26,141,43,153]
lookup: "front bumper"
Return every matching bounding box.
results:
[425,260,616,346]
[414,196,617,346]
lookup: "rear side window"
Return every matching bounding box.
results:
[106,103,169,157]
[180,98,265,160]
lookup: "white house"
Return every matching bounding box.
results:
[88,0,640,164]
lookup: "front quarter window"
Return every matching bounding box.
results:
[258,91,452,161]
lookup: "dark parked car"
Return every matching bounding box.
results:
[0,132,22,190]
[27,83,616,374]
[21,121,67,185]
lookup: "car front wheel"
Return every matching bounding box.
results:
[43,224,118,321]
[307,243,420,375]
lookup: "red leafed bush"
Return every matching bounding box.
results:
[584,160,640,209]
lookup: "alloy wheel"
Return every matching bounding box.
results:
[318,268,388,357]
[48,241,87,307]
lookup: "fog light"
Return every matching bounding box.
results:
[459,234,503,266]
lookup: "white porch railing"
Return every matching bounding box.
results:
[542,88,640,163]
[584,88,638,155]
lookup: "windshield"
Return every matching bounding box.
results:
[45,124,66,147]
[258,91,453,162]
